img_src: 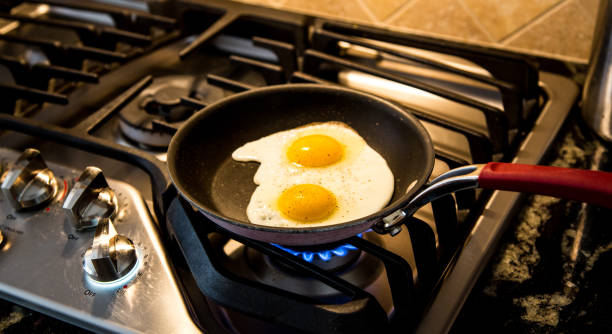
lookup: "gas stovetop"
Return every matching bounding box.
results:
[0,1,579,333]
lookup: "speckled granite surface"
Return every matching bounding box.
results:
[452,113,612,333]
[0,299,88,333]
[0,114,609,332]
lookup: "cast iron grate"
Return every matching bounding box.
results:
[0,0,178,114]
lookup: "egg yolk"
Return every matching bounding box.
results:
[277,184,337,222]
[287,134,343,167]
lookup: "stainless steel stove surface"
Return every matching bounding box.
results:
[0,1,579,333]
[0,148,199,333]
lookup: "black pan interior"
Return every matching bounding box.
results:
[168,84,434,230]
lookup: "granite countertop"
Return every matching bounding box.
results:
[1,112,610,333]
[452,113,612,333]
[0,300,88,333]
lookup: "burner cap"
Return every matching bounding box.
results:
[151,86,184,107]
[118,75,223,148]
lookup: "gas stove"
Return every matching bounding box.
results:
[0,1,579,333]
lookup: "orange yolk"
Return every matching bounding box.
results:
[277,184,337,222]
[287,134,343,167]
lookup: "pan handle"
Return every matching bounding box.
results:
[374,162,612,235]
[479,162,612,207]
[374,165,483,235]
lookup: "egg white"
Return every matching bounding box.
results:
[232,122,395,228]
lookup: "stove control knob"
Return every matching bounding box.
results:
[1,148,58,210]
[63,167,118,230]
[83,218,138,282]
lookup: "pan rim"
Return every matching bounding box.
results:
[167,84,434,236]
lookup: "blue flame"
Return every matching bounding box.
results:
[272,234,361,263]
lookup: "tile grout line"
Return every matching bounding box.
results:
[456,0,496,42]
[382,0,416,24]
[356,0,380,24]
[499,0,569,45]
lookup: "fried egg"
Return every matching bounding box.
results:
[232,122,394,228]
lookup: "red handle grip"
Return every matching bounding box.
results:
[479,162,612,209]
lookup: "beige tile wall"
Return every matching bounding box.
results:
[232,0,599,63]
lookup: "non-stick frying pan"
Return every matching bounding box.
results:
[167,84,612,246]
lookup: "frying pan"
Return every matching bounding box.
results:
[167,84,612,246]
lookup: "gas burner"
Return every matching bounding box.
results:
[246,247,382,298]
[118,74,223,148]
[272,234,363,272]
[239,233,384,302]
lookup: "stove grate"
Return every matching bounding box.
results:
[0,1,178,114]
